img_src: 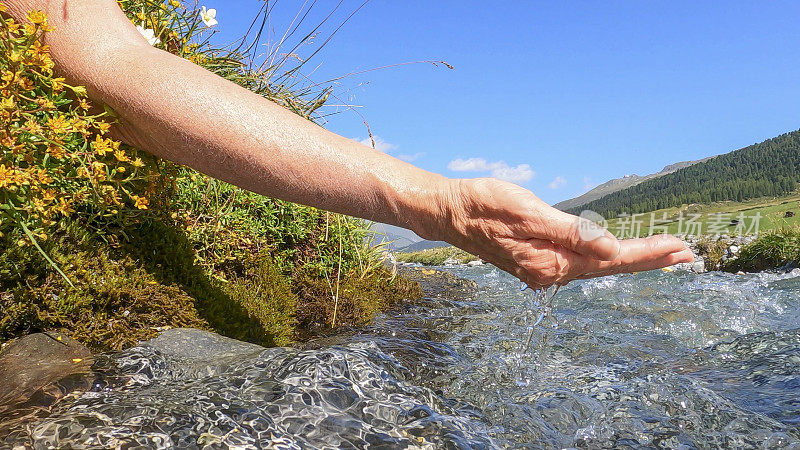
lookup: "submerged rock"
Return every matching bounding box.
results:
[0,332,93,440]
[0,332,92,413]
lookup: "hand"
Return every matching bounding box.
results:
[438,178,694,288]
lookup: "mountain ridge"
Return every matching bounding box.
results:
[553,158,710,211]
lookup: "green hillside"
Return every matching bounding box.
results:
[566,130,800,218]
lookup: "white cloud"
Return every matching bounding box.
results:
[583,176,596,192]
[447,157,535,183]
[356,136,397,153]
[397,152,425,162]
[548,176,567,190]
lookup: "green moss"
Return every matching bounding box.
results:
[1,216,421,351]
[293,267,422,334]
[0,227,209,352]
[722,227,800,273]
[395,246,478,266]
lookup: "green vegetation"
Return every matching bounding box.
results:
[723,227,800,273]
[0,2,420,351]
[567,130,800,218]
[603,193,800,238]
[395,246,478,266]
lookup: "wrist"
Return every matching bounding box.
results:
[388,175,462,242]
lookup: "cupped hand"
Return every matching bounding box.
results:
[439,178,694,288]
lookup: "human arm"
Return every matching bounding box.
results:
[3,0,694,287]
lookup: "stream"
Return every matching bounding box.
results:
[2,266,800,448]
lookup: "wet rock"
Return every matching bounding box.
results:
[0,332,92,413]
[777,260,799,273]
[691,259,707,273]
[0,332,93,439]
[397,266,478,300]
[467,260,484,267]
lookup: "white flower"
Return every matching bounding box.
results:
[200,6,218,27]
[136,23,161,46]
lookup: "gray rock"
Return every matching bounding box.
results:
[467,260,483,267]
[691,259,706,274]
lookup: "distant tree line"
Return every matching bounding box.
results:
[567,129,800,218]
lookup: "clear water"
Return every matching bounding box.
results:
[3,267,800,448]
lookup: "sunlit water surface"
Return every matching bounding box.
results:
[3,267,800,448]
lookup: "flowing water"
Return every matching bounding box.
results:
[3,266,800,448]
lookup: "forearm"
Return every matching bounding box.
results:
[99,44,453,236]
[5,0,453,237]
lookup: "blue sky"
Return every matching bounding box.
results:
[208,1,800,205]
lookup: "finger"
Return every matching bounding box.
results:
[613,234,690,265]
[578,234,693,276]
[531,207,621,261]
[575,248,694,279]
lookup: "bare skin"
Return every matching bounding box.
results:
[4,0,694,288]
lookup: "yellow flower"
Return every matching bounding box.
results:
[0,97,15,110]
[46,115,71,134]
[1,71,13,83]
[92,135,111,156]
[25,119,43,135]
[132,195,149,210]
[6,19,20,34]
[17,77,34,91]
[114,149,129,162]
[78,98,91,110]
[131,157,145,168]
[51,77,64,92]
[23,23,37,36]
[169,0,181,7]
[0,3,6,13]
[0,164,16,188]
[47,143,65,159]
[27,10,48,26]
[56,198,74,216]
[96,121,111,134]
[37,98,55,110]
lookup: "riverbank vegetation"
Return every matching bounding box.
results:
[722,227,800,273]
[395,247,478,266]
[602,192,800,238]
[0,2,420,351]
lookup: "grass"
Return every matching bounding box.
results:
[602,192,800,238]
[723,227,800,273]
[395,247,479,266]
